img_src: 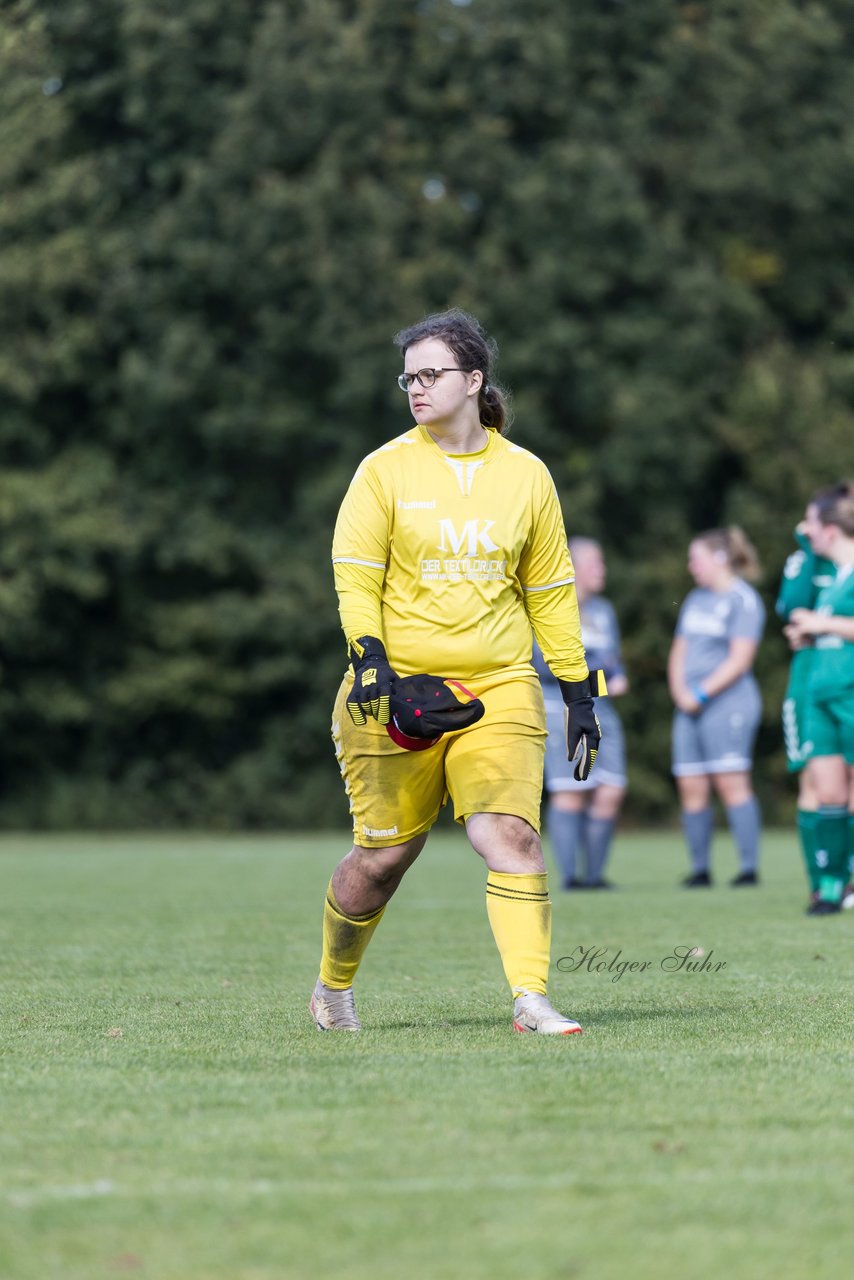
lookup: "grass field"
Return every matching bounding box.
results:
[0,828,851,1280]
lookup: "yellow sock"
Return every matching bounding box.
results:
[485,871,551,996]
[318,880,386,989]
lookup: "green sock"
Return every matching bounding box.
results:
[848,813,854,882]
[815,806,848,904]
[797,809,821,893]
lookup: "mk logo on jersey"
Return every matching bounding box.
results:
[437,518,499,556]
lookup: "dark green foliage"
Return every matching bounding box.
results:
[1,0,853,826]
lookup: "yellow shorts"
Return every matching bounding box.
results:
[332,672,547,847]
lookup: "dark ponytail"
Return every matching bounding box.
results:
[478,381,509,432]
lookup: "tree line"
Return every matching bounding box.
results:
[1,0,853,827]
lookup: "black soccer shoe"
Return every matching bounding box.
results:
[682,871,712,888]
[805,899,842,916]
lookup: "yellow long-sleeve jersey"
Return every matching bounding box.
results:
[332,425,590,684]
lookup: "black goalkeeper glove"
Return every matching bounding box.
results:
[558,670,607,782]
[346,635,397,726]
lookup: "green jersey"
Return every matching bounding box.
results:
[809,565,854,700]
[775,530,835,619]
[777,530,836,686]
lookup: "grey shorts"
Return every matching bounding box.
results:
[672,680,761,777]
[543,695,627,792]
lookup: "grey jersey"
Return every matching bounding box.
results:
[533,595,624,688]
[676,580,765,685]
[576,596,625,683]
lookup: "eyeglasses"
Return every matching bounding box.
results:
[397,367,464,392]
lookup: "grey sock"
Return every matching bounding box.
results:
[585,816,616,884]
[546,808,586,886]
[726,797,761,873]
[682,808,714,874]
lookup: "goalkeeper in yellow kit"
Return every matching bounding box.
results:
[311,309,604,1035]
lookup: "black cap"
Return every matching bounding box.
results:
[386,675,485,751]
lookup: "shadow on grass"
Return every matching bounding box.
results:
[371,1001,717,1032]
[583,1001,720,1024]
[377,1014,502,1031]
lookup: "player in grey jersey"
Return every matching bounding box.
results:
[534,539,628,889]
[668,527,766,887]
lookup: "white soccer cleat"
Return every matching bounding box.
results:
[310,978,362,1031]
[513,989,582,1035]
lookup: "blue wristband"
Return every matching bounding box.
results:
[691,686,710,706]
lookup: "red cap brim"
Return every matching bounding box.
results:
[386,722,442,751]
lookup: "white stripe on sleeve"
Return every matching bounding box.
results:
[521,576,575,593]
[332,556,386,569]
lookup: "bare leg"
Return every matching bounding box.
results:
[712,770,754,809]
[676,774,711,812]
[465,812,543,871]
[332,834,429,915]
[588,783,625,821]
[311,834,430,1027]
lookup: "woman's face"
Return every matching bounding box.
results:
[574,544,606,595]
[802,503,833,557]
[687,539,727,588]
[401,338,481,429]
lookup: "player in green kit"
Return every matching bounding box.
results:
[776,520,836,905]
[785,482,854,914]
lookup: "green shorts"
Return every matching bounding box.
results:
[803,690,854,764]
